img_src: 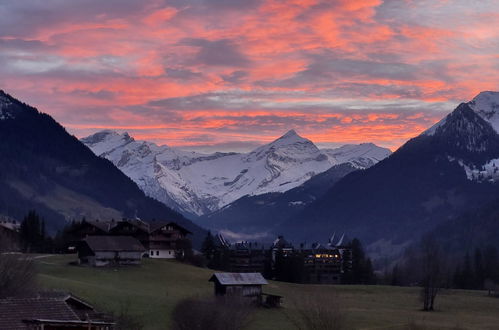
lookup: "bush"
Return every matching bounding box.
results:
[285,289,346,330]
[172,296,254,330]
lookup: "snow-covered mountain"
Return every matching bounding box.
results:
[278,91,499,260]
[82,129,391,216]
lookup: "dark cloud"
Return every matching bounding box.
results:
[180,38,251,67]
[221,70,248,83]
[165,67,203,80]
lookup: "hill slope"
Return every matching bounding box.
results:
[0,90,204,241]
[198,163,359,240]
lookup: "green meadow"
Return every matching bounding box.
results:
[35,255,499,330]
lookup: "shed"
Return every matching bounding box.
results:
[78,236,146,267]
[209,272,268,304]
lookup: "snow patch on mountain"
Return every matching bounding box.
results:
[448,155,499,182]
[82,130,391,216]
[468,91,499,133]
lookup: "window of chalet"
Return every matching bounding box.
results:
[156,251,159,256]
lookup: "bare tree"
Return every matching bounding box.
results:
[285,289,346,330]
[0,254,36,298]
[172,296,254,330]
[418,236,445,311]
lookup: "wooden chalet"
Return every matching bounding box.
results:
[147,221,191,259]
[0,292,114,329]
[209,272,268,304]
[77,236,146,267]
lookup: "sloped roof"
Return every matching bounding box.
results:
[149,221,192,234]
[83,235,145,252]
[0,292,112,330]
[209,273,268,285]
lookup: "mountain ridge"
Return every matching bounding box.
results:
[82,129,391,216]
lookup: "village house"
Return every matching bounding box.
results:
[0,216,21,251]
[147,221,191,259]
[70,218,191,259]
[0,292,114,329]
[77,236,146,267]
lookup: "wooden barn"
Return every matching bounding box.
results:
[77,236,146,267]
[209,272,268,304]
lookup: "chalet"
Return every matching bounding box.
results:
[147,221,191,259]
[0,292,114,329]
[71,219,191,259]
[209,272,268,304]
[77,236,146,267]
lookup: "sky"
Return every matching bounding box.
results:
[0,0,498,152]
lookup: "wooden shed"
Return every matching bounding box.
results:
[78,236,146,267]
[209,272,268,304]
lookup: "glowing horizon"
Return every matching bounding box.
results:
[0,0,497,152]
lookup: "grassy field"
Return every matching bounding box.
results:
[35,255,499,330]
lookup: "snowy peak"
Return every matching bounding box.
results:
[468,91,499,132]
[247,129,321,162]
[81,130,135,156]
[264,129,316,149]
[274,129,305,145]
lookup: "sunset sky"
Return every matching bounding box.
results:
[0,0,498,152]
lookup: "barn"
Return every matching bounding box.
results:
[78,236,146,267]
[209,272,268,304]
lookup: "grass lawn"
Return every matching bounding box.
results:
[36,255,499,330]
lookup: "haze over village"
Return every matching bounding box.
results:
[0,1,499,329]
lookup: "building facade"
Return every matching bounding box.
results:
[71,219,191,259]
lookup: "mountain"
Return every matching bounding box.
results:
[82,129,391,217]
[0,90,205,243]
[278,91,499,260]
[198,163,359,241]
